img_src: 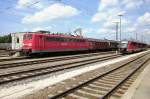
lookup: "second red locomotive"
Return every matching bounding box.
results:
[120,40,147,53]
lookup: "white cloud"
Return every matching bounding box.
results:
[137,12,150,26]
[97,28,115,34]
[123,0,143,9]
[97,28,108,34]
[103,21,115,29]
[124,27,136,33]
[91,6,125,23]
[91,12,107,23]
[22,3,79,24]
[102,18,128,28]
[91,1,128,39]
[82,28,95,34]
[121,18,128,25]
[91,0,125,23]
[96,27,117,39]
[91,0,129,39]
[133,12,150,37]
[98,0,119,11]
[32,26,52,32]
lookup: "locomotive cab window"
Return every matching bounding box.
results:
[23,34,32,40]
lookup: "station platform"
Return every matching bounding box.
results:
[122,62,150,99]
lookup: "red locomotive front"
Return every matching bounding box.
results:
[22,33,34,54]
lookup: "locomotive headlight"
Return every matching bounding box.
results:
[28,43,32,46]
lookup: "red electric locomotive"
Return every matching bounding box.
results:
[22,31,118,55]
[120,41,147,53]
[22,32,89,55]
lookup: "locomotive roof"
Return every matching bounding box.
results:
[25,32,84,39]
[23,32,119,42]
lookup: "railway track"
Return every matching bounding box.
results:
[0,50,10,57]
[0,51,116,69]
[0,57,28,62]
[0,51,115,63]
[47,52,150,99]
[0,54,121,85]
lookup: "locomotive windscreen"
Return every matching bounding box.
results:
[23,34,32,40]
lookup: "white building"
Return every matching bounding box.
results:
[11,33,25,51]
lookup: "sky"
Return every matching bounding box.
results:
[0,0,150,43]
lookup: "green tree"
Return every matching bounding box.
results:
[0,34,11,43]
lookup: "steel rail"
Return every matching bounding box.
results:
[0,52,115,69]
[48,53,149,99]
[0,54,121,85]
[101,57,150,98]
[0,51,115,62]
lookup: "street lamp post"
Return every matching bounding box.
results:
[118,14,123,41]
[118,14,123,52]
[113,21,119,41]
[113,21,119,54]
[115,22,119,41]
[136,32,138,41]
